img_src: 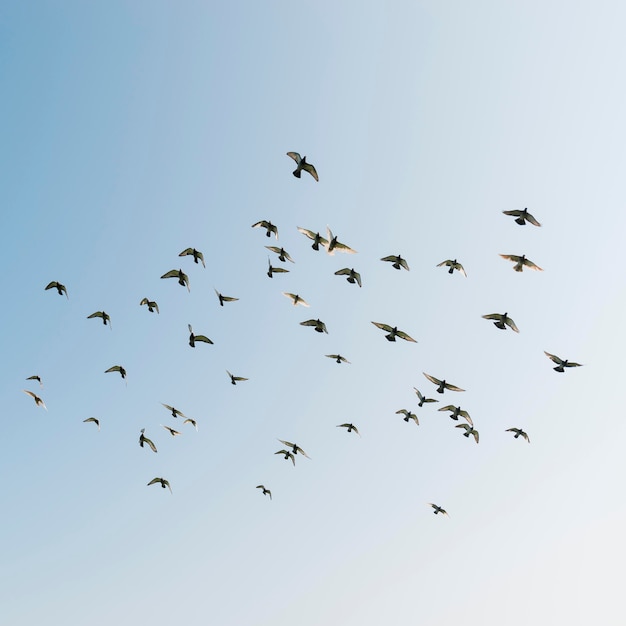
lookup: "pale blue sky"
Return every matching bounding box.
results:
[3,2,626,624]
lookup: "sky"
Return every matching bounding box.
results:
[2,1,626,624]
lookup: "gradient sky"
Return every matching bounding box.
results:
[3,2,626,625]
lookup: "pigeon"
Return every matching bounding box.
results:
[45,281,68,298]
[503,208,541,227]
[334,267,362,287]
[438,405,473,426]
[456,423,479,443]
[286,152,318,181]
[283,292,309,307]
[179,247,205,267]
[83,417,100,430]
[413,388,438,407]
[482,312,519,332]
[506,427,530,442]
[139,428,157,453]
[337,423,360,436]
[437,259,467,277]
[26,375,43,388]
[278,440,310,458]
[325,227,357,255]
[87,311,111,328]
[381,255,409,271]
[427,503,449,517]
[147,477,172,493]
[22,389,47,410]
[396,409,419,425]
[161,269,190,291]
[266,246,295,263]
[499,254,543,272]
[105,365,126,379]
[161,403,186,419]
[267,258,290,278]
[325,354,350,364]
[371,322,417,343]
[423,373,465,394]
[162,425,182,436]
[227,370,248,385]
[300,319,328,333]
[297,227,329,251]
[183,417,198,430]
[140,298,159,313]
[544,351,583,372]
[275,449,296,465]
[252,220,278,239]
[188,324,213,347]
[256,485,272,499]
[214,289,239,306]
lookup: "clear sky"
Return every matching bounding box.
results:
[3,2,626,624]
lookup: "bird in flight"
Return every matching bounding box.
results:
[506,427,530,442]
[544,351,583,372]
[427,503,449,517]
[179,247,206,267]
[267,258,290,278]
[87,311,111,328]
[326,227,357,255]
[140,298,159,313]
[482,312,519,333]
[499,254,543,273]
[438,405,473,426]
[278,440,310,459]
[147,477,172,493]
[275,449,296,465]
[456,423,479,443]
[396,409,419,425]
[337,423,360,436]
[45,281,68,298]
[227,370,248,385]
[325,354,350,364]
[26,375,43,388]
[503,208,541,227]
[188,324,213,347]
[252,220,278,239]
[266,246,295,263]
[413,388,438,407]
[183,417,198,430]
[214,289,239,306]
[139,428,157,453]
[162,425,182,437]
[105,365,126,379]
[334,267,362,287]
[83,417,100,430]
[300,319,328,334]
[437,259,467,277]
[381,255,409,271]
[256,485,272,499]
[22,389,47,410]
[371,322,416,343]
[161,403,186,419]
[286,152,318,181]
[161,268,190,291]
[423,373,465,394]
[297,227,329,251]
[283,292,309,307]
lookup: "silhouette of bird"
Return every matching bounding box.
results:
[227,370,248,385]
[337,423,360,436]
[139,428,157,453]
[179,247,206,267]
[214,289,239,306]
[267,258,290,278]
[413,388,438,407]
[334,267,362,287]
[83,417,100,430]
[297,227,329,251]
[162,425,181,436]
[87,311,111,328]
[482,312,519,332]
[266,246,295,263]
[283,292,309,307]
[183,417,198,430]
[256,485,272,499]
[188,324,213,347]
[300,318,328,333]
[45,281,68,298]
[499,254,543,272]
[278,440,310,458]
[437,259,467,277]
[423,373,465,394]
[503,208,541,227]
[456,423,479,443]
[381,255,409,271]
[252,220,278,239]
[22,389,47,410]
[147,477,172,493]
[371,322,416,343]
[105,365,126,379]
[161,268,190,291]
[438,405,473,426]
[544,351,583,372]
[26,375,43,388]
[325,354,350,364]
[325,227,357,255]
[140,298,159,313]
[427,503,449,517]
[396,409,419,425]
[275,449,296,465]
[161,403,186,419]
[506,427,530,442]
[286,152,318,181]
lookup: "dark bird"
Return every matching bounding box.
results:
[179,247,206,267]
[503,208,541,227]
[139,428,157,453]
[326,227,357,255]
[105,365,126,379]
[381,255,409,271]
[427,503,449,517]
[286,152,319,181]
[413,388,438,407]
[140,298,159,313]
[45,281,68,298]
[147,477,172,493]
[544,351,583,372]
[297,227,329,251]
[87,311,111,329]
[215,289,239,306]
[83,417,100,430]
[506,427,530,442]
[499,254,543,273]
[423,372,465,394]
[438,405,473,426]
[161,403,186,419]
[22,389,47,410]
[371,322,417,343]
[325,354,350,364]
[283,292,309,307]
[256,485,272,499]
[183,417,198,430]
[266,246,295,263]
[267,258,290,278]
[334,267,362,287]
[456,423,479,443]
[278,440,310,459]
[227,370,248,385]
[396,409,419,425]
[275,449,296,465]
[162,425,181,437]
[161,268,190,291]
[300,319,328,334]
[482,312,519,332]
[252,220,278,239]
[337,423,360,436]
[437,259,467,277]
[26,375,43,388]
[188,324,213,347]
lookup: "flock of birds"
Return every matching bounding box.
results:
[22,152,584,516]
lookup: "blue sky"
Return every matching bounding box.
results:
[2,2,626,624]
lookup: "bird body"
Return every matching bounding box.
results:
[286,152,318,181]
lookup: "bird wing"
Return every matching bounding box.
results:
[183,418,197,430]
[45,281,57,290]
[523,258,543,271]
[105,366,121,373]
[455,424,470,432]
[251,220,269,229]
[456,263,467,277]
[297,226,316,240]
[544,351,563,364]
[438,405,456,412]
[301,162,319,181]
[221,295,238,302]
[499,254,521,263]
[87,311,104,319]
[566,361,583,368]
[444,382,465,392]
[423,372,442,386]
[179,248,194,256]
[437,260,452,268]
[472,430,479,443]
[526,213,541,227]
[195,335,214,344]
[295,446,310,459]
[300,319,319,327]
[197,251,206,267]
[505,317,520,333]
[278,439,294,448]
[482,313,503,322]
[143,436,157,453]
[286,152,302,164]
[502,209,522,217]
[396,330,417,343]
[334,268,351,276]
[333,241,357,254]
[161,269,180,279]
[372,321,393,332]
[147,478,161,486]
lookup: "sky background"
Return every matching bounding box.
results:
[2,1,626,624]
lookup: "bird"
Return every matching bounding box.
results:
[267,258,290,278]
[161,403,186,419]
[22,389,47,410]
[140,298,159,313]
[283,292,309,307]
[438,405,473,426]
[162,425,182,436]
[506,427,530,442]
[437,259,467,277]
[334,267,362,287]
[427,503,449,517]
[396,409,419,425]
[371,322,417,343]
[188,324,213,347]
[256,485,272,499]
[499,254,543,272]
[325,354,350,364]
[105,365,126,379]
[503,208,541,227]
[278,440,310,458]
[252,220,278,239]
[214,289,239,306]
[300,319,328,333]
[161,268,190,291]
[26,375,43,388]
[337,423,360,436]
[413,388,438,407]
[286,152,318,181]
[147,477,172,493]
[544,351,583,372]
[45,281,68,298]
[139,428,157,453]
[456,423,479,443]
[183,417,198,430]
[227,370,248,385]
[87,311,111,328]
[179,247,206,267]
[266,246,295,263]
[325,227,357,255]
[297,227,329,251]
[275,449,296,465]
[83,417,100,430]
[482,312,519,332]
[423,372,465,394]
[381,255,409,271]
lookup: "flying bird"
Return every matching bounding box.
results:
[161,268,190,291]
[267,258,290,278]
[297,227,329,251]
[482,312,519,332]
[381,255,409,271]
[334,267,362,287]
[83,417,100,430]
[140,298,159,313]
[87,311,111,328]
[214,289,239,306]
[423,373,465,394]
[147,477,172,493]
[188,324,213,347]
[325,354,350,364]
[437,259,467,277]
[371,322,416,343]
[325,227,357,255]
[413,388,438,407]
[179,247,206,267]
[227,370,248,385]
[162,425,182,436]
[105,365,126,379]
[266,246,295,263]
[256,485,272,499]
[139,428,157,453]
[161,403,186,419]
[183,417,198,430]
[45,281,68,298]
[300,319,328,334]
[427,503,449,517]
[506,427,530,442]
[499,254,543,273]
[275,449,296,465]
[278,440,310,459]
[396,409,419,425]
[286,152,318,181]
[26,375,43,388]
[503,208,541,227]
[438,405,473,426]
[22,389,47,410]
[283,292,309,307]
[544,351,583,372]
[252,220,278,239]
[337,423,360,436]
[456,423,479,443]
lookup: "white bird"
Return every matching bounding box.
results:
[499,254,543,272]
[286,152,318,181]
[325,227,356,255]
[482,312,519,332]
[544,351,583,372]
[502,208,541,227]
[283,292,309,307]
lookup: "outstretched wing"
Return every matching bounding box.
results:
[371,321,393,332]
[286,152,302,164]
[444,381,465,392]
[161,269,179,279]
[302,162,319,181]
[423,372,442,386]
[396,330,417,343]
